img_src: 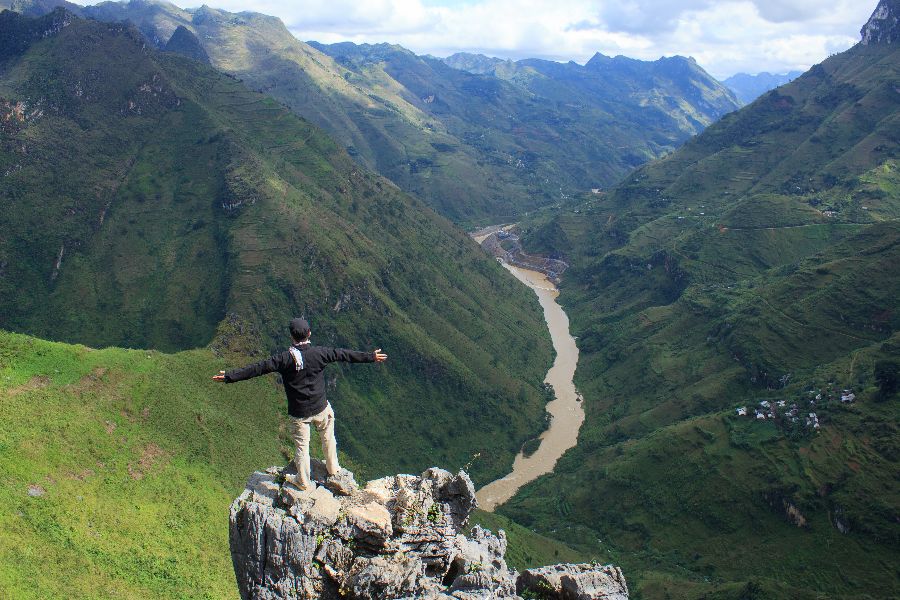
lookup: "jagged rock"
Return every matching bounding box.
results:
[861,0,900,45]
[229,466,628,600]
[516,563,629,600]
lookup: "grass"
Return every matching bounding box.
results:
[0,331,290,598]
[512,38,900,598]
[0,12,555,487]
[47,1,744,225]
[0,326,587,598]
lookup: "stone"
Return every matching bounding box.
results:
[325,468,358,496]
[345,501,393,547]
[306,486,342,527]
[345,555,427,598]
[229,467,628,600]
[861,0,900,45]
[517,563,629,600]
[364,476,395,503]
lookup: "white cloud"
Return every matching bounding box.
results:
[75,0,881,78]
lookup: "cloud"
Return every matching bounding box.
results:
[595,0,716,34]
[74,0,881,77]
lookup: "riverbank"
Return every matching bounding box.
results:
[471,225,568,283]
[472,230,585,511]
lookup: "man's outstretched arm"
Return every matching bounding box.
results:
[322,347,388,364]
[212,354,285,383]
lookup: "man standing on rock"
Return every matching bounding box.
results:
[213,317,387,493]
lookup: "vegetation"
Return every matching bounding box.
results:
[0,10,554,486]
[5,0,740,224]
[512,35,900,599]
[0,11,573,597]
[0,330,288,598]
[468,509,587,571]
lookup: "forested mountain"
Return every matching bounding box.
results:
[512,2,900,597]
[0,8,555,486]
[723,70,804,105]
[442,49,739,140]
[1,0,740,222]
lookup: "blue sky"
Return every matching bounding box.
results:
[74,1,881,78]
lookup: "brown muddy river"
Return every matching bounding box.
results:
[475,262,585,511]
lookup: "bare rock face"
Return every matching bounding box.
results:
[229,462,628,599]
[861,0,900,45]
[516,564,629,600]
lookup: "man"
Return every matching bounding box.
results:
[213,317,387,493]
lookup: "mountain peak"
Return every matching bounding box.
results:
[861,0,900,44]
[163,24,209,63]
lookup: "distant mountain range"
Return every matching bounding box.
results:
[1,0,740,222]
[445,51,802,107]
[723,70,805,105]
[512,1,900,596]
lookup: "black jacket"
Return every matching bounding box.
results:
[224,344,375,418]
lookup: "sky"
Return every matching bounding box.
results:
[76,0,881,78]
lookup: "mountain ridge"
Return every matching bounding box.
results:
[1,0,741,223]
[511,1,900,596]
[0,9,555,487]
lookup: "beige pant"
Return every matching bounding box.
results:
[290,402,339,490]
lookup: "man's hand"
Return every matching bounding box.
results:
[373,349,388,363]
[212,370,226,382]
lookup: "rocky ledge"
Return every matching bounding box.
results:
[229,462,628,599]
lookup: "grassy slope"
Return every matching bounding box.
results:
[0,331,287,599]
[0,12,553,486]
[509,39,900,599]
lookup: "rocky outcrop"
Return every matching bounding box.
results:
[516,564,628,600]
[229,463,628,599]
[861,0,900,45]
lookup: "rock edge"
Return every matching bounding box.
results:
[229,462,628,599]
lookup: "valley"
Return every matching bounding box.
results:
[475,261,585,512]
[0,1,897,599]
[471,228,585,512]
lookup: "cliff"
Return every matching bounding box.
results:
[229,462,628,599]
[861,0,900,45]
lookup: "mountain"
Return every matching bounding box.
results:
[0,8,558,489]
[444,50,739,134]
[861,0,900,44]
[162,24,208,64]
[1,0,741,223]
[722,70,804,105]
[509,2,900,597]
[442,51,509,75]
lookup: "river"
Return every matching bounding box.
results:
[475,260,585,512]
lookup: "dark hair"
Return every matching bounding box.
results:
[289,317,311,342]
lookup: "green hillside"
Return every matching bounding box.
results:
[2,0,740,223]
[0,9,554,487]
[0,331,287,598]
[509,13,900,600]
